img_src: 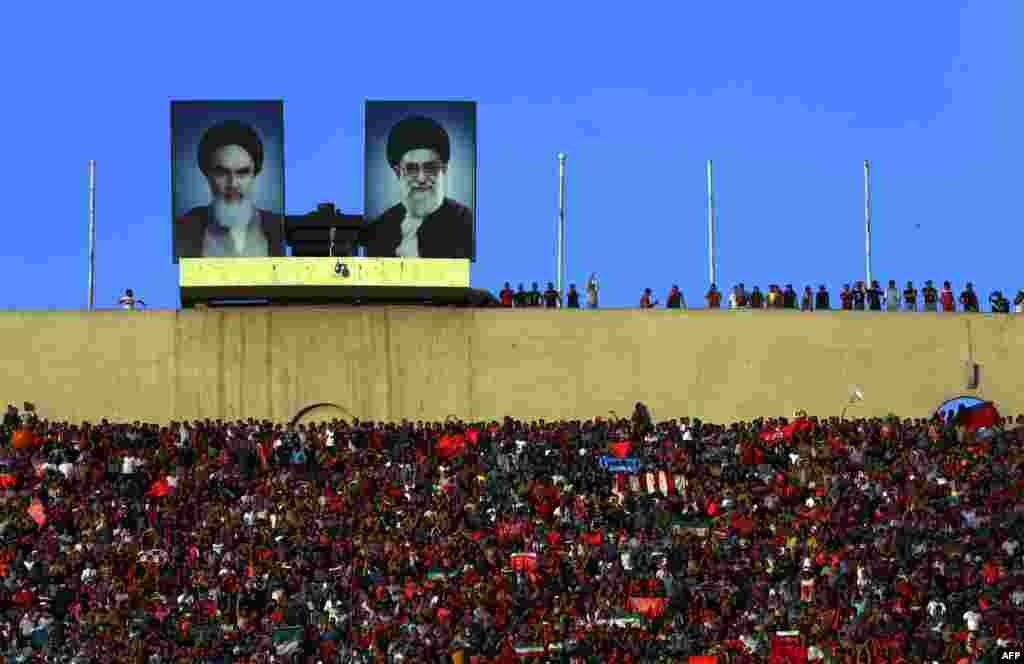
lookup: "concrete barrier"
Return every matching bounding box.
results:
[1,308,1020,424]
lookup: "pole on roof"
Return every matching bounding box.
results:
[557,153,567,305]
[88,160,97,310]
[864,160,872,286]
[708,160,716,287]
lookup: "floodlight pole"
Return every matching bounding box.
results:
[557,153,567,304]
[88,160,96,310]
[864,160,872,286]
[707,160,716,287]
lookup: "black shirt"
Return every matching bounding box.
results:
[543,289,560,308]
[666,291,682,308]
[513,290,529,307]
[815,291,830,310]
[867,288,882,310]
[750,291,764,308]
[852,289,866,310]
[783,289,797,309]
[566,289,580,308]
[527,290,542,307]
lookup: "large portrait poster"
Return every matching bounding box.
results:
[171,100,285,262]
[364,101,476,261]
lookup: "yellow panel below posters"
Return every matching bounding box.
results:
[179,257,470,288]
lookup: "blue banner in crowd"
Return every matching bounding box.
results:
[600,456,640,473]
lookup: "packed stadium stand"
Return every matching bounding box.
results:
[0,401,1022,663]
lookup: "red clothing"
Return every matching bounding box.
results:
[941,289,955,311]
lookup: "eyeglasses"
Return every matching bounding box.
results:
[397,161,445,179]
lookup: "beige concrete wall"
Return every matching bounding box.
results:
[2,308,1022,425]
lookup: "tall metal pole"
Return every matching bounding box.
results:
[707,160,716,287]
[864,160,872,286]
[88,160,96,310]
[557,153,567,303]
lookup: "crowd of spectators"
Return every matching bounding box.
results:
[1,400,1023,663]
[498,276,600,310]
[497,279,1024,313]
[714,281,1022,314]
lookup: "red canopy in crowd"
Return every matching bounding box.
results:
[959,401,999,432]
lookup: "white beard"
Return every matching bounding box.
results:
[403,187,443,219]
[210,198,255,229]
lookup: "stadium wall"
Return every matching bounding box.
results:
[3,308,1022,425]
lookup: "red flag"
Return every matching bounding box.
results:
[608,441,631,458]
[27,498,46,526]
[959,402,999,432]
[435,434,466,460]
[510,553,538,573]
[731,514,754,535]
[11,429,34,450]
[581,531,603,545]
[770,633,807,663]
[467,428,480,445]
[146,478,172,497]
[0,473,15,489]
[627,597,666,619]
[783,418,813,440]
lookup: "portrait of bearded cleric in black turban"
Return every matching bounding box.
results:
[364,103,476,260]
[171,101,285,261]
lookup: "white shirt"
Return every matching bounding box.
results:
[885,288,900,311]
[122,455,141,474]
[963,610,981,631]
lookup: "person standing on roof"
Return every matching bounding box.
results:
[118,289,145,310]
[586,273,600,309]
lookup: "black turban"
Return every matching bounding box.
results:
[386,116,450,168]
[198,120,265,176]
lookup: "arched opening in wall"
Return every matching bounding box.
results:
[291,403,353,427]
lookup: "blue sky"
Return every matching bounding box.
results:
[1,1,1019,309]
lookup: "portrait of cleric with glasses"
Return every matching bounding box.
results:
[366,115,474,259]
